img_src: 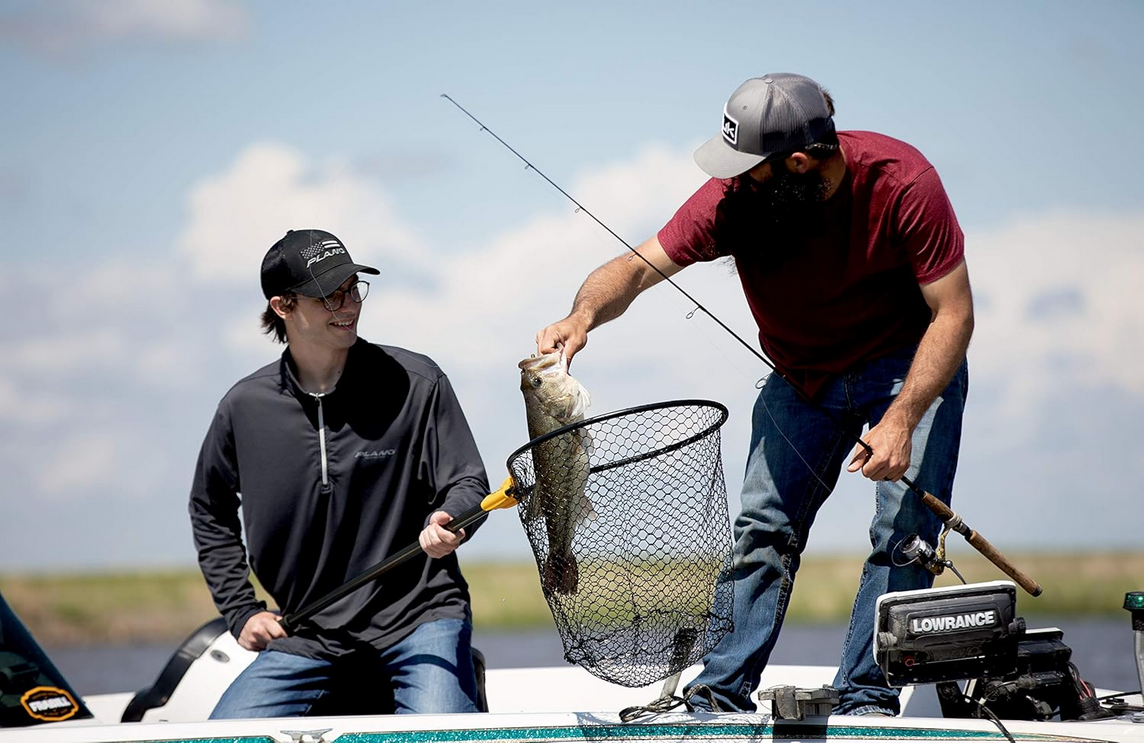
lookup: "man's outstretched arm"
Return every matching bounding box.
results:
[536,236,684,363]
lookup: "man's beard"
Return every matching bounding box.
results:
[714,163,833,262]
[754,163,831,227]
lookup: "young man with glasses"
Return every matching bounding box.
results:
[190,229,490,717]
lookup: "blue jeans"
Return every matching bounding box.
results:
[686,346,968,715]
[210,618,479,718]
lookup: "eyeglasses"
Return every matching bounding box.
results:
[319,280,370,311]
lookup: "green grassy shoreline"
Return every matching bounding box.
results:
[2,552,1141,646]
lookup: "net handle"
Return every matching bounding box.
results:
[281,478,518,633]
[505,399,729,474]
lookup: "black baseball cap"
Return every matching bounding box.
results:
[260,229,379,300]
[694,73,836,179]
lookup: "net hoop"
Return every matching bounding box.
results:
[505,399,734,687]
[505,399,729,480]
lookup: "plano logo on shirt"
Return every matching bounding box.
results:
[356,449,396,459]
[722,109,739,146]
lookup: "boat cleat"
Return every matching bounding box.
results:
[279,729,332,743]
[756,684,839,720]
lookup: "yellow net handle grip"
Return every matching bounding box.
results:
[477,476,519,514]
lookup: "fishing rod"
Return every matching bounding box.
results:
[282,479,519,633]
[441,93,1041,598]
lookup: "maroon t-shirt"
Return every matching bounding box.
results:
[658,130,964,398]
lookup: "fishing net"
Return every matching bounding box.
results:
[506,400,734,688]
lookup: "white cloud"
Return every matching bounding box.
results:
[136,340,199,382]
[968,210,1144,418]
[89,0,246,40]
[73,258,181,302]
[0,259,203,390]
[0,378,69,425]
[569,144,709,237]
[221,299,278,366]
[35,434,119,497]
[176,143,432,285]
[357,144,711,373]
[0,0,247,54]
[5,328,129,376]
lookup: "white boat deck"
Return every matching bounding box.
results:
[4,663,1142,743]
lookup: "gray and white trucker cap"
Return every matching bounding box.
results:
[694,73,835,179]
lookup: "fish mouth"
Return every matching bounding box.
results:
[519,354,591,421]
[518,351,562,372]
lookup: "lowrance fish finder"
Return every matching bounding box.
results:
[874,580,1024,687]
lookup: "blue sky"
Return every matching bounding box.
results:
[1,1,1142,573]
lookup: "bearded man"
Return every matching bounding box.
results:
[536,73,974,716]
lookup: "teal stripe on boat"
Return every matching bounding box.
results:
[122,738,277,743]
[111,723,1107,743]
[337,723,1084,742]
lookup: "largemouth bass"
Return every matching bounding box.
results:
[518,352,595,594]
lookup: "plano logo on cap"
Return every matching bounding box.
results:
[301,239,346,269]
[721,109,739,146]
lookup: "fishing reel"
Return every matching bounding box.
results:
[895,532,967,584]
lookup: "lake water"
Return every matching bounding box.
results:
[46,615,1139,717]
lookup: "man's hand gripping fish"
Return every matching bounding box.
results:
[518,352,596,594]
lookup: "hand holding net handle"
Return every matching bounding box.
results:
[911,484,1042,597]
[281,478,518,633]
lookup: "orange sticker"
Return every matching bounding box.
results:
[20,686,79,722]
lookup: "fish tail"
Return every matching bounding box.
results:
[544,552,579,594]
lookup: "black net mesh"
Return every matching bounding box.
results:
[507,400,735,687]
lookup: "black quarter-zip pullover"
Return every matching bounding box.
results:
[189,339,489,660]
